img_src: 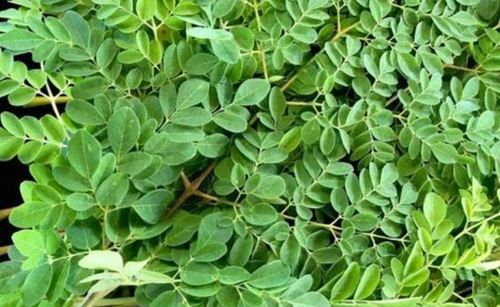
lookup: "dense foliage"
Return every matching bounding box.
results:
[0,0,499,306]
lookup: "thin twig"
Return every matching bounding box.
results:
[0,207,14,221]
[92,297,137,307]
[444,64,479,74]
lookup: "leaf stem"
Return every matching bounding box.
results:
[444,64,479,74]
[456,211,500,240]
[92,297,137,307]
[25,96,71,107]
[286,101,321,107]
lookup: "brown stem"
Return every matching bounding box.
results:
[165,161,217,219]
[0,246,10,256]
[0,207,14,221]
[193,191,238,207]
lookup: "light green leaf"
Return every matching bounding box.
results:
[12,230,44,257]
[247,261,290,289]
[136,0,156,20]
[176,79,210,110]
[213,111,247,133]
[0,29,42,51]
[354,264,380,300]
[133,190,174,224]
[68,131,101,178]
[171,107,211,126]
[423,192,447,228]
[108,108,140,155]
[233,79,270,105]
[330,262,360,300]
[79,251,124,272]
[180,262,218,286]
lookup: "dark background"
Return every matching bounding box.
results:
[0,1,55,260]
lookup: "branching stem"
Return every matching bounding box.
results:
[165,161,217,219]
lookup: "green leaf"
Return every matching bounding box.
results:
[176,79,210,110]
[280,127,302,152]
[352,75,371,96]
[429,235,455,256]
[12,230,45,257]
[192,241,228,262]
[171,107,211,126]
[66,99,106,126]
[9,202,51,228]
[66,193,96,212]
[187,28,233,40]
[0,29,42,51]
[247,174,286,199]
[71,77,109,100]
[397,53,419,80]
[22,263,52,307]
[79,251,124,272]
[185,53,219,75]
[330,262,360,300]
[219,266,250,285]
[53,166,91,192]
[213,111,247,133]
[241,202,278,226]
[197,134,229,158]
[68,131,101,178]
[108,108,140,155]
[62,11,90,48]
[211,38,240,64]
[269,87,286,121]
[431,143,457,164]
[350,213,378,231]
[423,193,447,228]
[66,218,101,249]
[420,52,443,74]
[247,261,290,289]
[136,0,156,20]
[354,264,380,300]
[133,190,174,224]
[290,25,317,44]
[180,262,218,286]
[291,292,330,307]
[402,267,430,287]
[233,79,270,105]
[8,87,37,106]
[96,173,130,206]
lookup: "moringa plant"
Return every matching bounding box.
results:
[0,0,499,306]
